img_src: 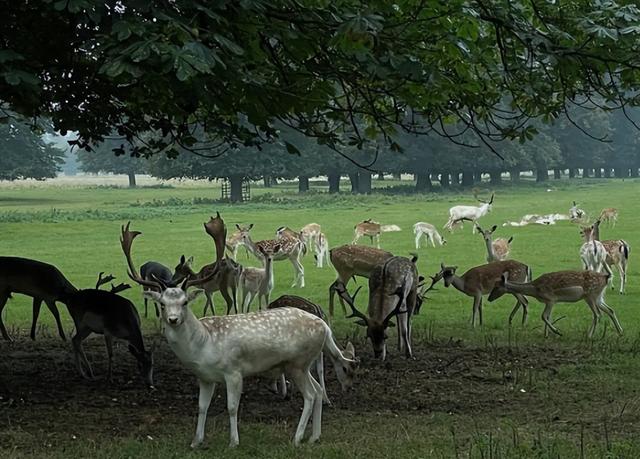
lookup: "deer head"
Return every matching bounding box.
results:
[172,255,195,284]
[439,262,458,287]
[204,212,227,261]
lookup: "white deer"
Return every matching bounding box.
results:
[314,232,330,268]
[413,222,446,249]
[239,245,279,312]
[444,193,494,233]
[579,224,611,278]
[121,223,357,448]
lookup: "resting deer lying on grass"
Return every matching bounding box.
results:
[489,270,623,338]
[122,220,356,447]
[268,295,356,404]
[68,273,154,386]
[0,256,77,341]
[437,260,531,327]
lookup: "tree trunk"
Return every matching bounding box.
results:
[393,173,402,180]
[536,166,548,182]
[229,175,244,203]
[451,172,460,186]
[298,175,309,193]
[490,170,502,185]
[127,171,137,188]
[582,168,591,178]
[439,173,450,188]
[614,168,628,178]
[415,172,432,191]
[349,173,359,193]
[474,171,483,183]
[553,169,561,180]
[510,169,520,182]
[462,170,474,186]
[358,172,372,194]
[631,167,639,178]
[604,168,612,178]
[377,172,385,180]
[594,168,602,178]
[328,173,341,193]
[568,168,576,179]
[263,175,272,187]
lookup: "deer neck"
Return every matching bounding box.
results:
[484,238,496,262]
[449,275,467,294]
[243,235,261,258]
[265,257,274,291]
[163,308,211,364]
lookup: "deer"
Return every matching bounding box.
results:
[300,223,322,250]
[337,256,420,360]
[328,244,394,320]
[352,219,401,249]
[437,260,531,327]
[489,270,623,338]
[225,224,253,260]
[267,295,356,404]
[174,214,242,315]
[591,219,630,294]
[239,245,280,312]
[579,224,611,280]
[599,208,618,227]
[475,224,513,262]
[67,273,154,386]
[314,232,330,268]
[0,256,77,341]
[569,201,587,222]
[139,256,192,318]
[444,193,494,233]
[240,225,306,288]
[120,221,357,448]
[413,222,447,249]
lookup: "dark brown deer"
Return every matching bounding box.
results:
[338,256,420,360]
[66,275,154,385]
[139,256,192,318]
[0,256,77,341]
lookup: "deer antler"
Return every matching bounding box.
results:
[96,272,116,289]
[336,285,369,324]
[120,222,163,290]
[179,262,221,291]
[110,282,132,294]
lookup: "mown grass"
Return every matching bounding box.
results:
[2,177,640,458]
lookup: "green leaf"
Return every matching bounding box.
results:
[214,34,244,55]
[112,21,132,41]
[0,50,24,63]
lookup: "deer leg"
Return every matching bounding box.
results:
[191,380,216,449]
[202,291,214,316]
[72,326,95,380]
[308,373,323,444]
[541,302,560,337]
[585,299,601,338]
[30,298,43,340]
[0,290,13,341]
[430,234,437,248]
[224,372,243,448]
[220,283,234,315]
[291,256,305,288]
[44,300,66,341]
[597,300,624,335]
[289,368,317,446]
[471,294,482,327]
[315,354,330,405]
[414,232,421,249]
[104,334,114,382]
[375,234,380,249]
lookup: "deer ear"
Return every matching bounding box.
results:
[248,223,254,230]
[180,254,186,264]
[354,319,367,327]
[143,290,162,303]
[186,256,194,265]
[491,225,497,232]
[236,224,241,230]
[440,262,445,270]
[508,236,513,244]
[418,275,425,283]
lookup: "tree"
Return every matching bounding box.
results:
[0,119,64,180]
[76,139,148,187]
[3,1,640,163]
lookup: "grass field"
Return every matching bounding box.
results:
[1,176,640,458]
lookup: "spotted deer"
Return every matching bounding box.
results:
[352,219,401,249]
[337,256,420,360]
[239,245,280,312]
[437,260,531,327]
[413,222,446,249]
[267,295,356,404]
[489,270,623,338]
[226,224,253,260]
[0,256,77,341]
[475,224,513,262]
[121,221,356,447]
[240,225,306,287]
[328,244,394,320]
[591,219,630,294]
[599,208,618,227]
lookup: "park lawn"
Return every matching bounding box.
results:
[1,177,640,458]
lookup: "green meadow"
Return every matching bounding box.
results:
[2,177,640,458]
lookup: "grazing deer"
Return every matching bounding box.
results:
[67,275,153,386]
[226,224,253,260]
[444,193,494,233]
[0,256,77,341]
[338,256,420,360]
[579,224,611,279]
[139,256,192,318]
[267,295,356,404]
[591,219,630,294]
[352,219,401,249]
[314,232,330,268]
[175,214,241,315]
[475,224,513,262]
[241,225,306,288]
[437,260,531,327]
[413,222,447,249]
[599,208,618,227]
[121,222,356,447]
[328,244,394,319]
[489,270,623,338]
[239,245,280,312]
